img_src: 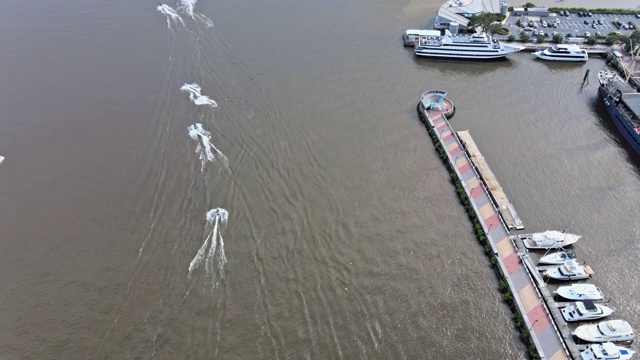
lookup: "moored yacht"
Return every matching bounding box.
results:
[539,249,577,265]
[544,259,593,280]
[598,66,640,156]
[562,301,614,322]
[533,44,588,62]
[521,230,581,249]
[555,284,605,301]
[580,342,635,360]
[414,30,524,60]
[573,319,634,343]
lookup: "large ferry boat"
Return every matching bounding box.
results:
[597,67,640,156]
[414,30,524,60]
[533,44,588,62]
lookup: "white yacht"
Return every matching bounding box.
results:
[555,284,605,301]
[539,250,577,265]
[573,320,634,343]
[533,44,588,62]
[414,30,525,60]
[521,230,581,249]
[544,259,593,281]
[562,301,614,322]
[580,342,635,360]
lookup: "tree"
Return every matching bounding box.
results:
[507,34,516,42]
[524,2,536,9]
[552,34,564,43]
[624,30,640,51]
[488,23,503,35]
[536,34,545,43]
[468,12,501,33]
[586,36,597,45]
[519,32,531,42]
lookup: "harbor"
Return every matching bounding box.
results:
[416,90,635,360]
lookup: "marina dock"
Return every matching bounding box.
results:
[457,131,524,230]
[417,90,584,360]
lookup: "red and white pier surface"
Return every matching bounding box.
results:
[418,91,575,360]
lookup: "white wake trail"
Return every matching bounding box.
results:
[188,230,211,277]
[204,212,219,286]
[176,0,196,17]
[176,0,214,28]
[188,209,229,290]
[180,83,218,107]
[157,4,185,27]
[187,123,230,171]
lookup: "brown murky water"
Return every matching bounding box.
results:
[0,0,638,358]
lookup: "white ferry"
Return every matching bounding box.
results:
[533,44,588,62]
[414,30,524,60]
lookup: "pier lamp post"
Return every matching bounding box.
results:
[528,319,539,331]
[440,128,446,139]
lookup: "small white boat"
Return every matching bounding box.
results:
[555,284,605,301]
[581,342,635,360]
[573,319,634,343]
[544,259,593,281]
[522,230,582,249]
[562,301,614,322]
[539,250,577,265]
[533,44,588,62]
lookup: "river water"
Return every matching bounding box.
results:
[0,0,638,359]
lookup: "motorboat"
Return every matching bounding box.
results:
[539,249,577,265]
[544,259,593,281]
[580,342,635,360]
[414,30,524,60]
[573,319,634,343]
[533,44,588,62]
[555,284,605,301]
[521,230,581,249]
[561,301,614,322]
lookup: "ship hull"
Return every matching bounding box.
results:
[599,86,640,156]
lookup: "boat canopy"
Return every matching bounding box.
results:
[405,29,441,37]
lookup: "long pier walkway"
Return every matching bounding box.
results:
[417,91,571,360]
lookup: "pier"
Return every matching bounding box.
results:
[417,90,581,360]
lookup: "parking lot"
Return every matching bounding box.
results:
[504,12,640,38]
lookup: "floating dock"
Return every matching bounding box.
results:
[457,131,524,230]
[417,90,581,360]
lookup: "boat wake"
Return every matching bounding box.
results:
[176,0,214,28]
[187,123,229,172]
[181,83,218,107]
[156,4,185,28]
[188,208,229,290]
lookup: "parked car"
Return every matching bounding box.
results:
[584,31,591,37]
[583,20,590,25]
